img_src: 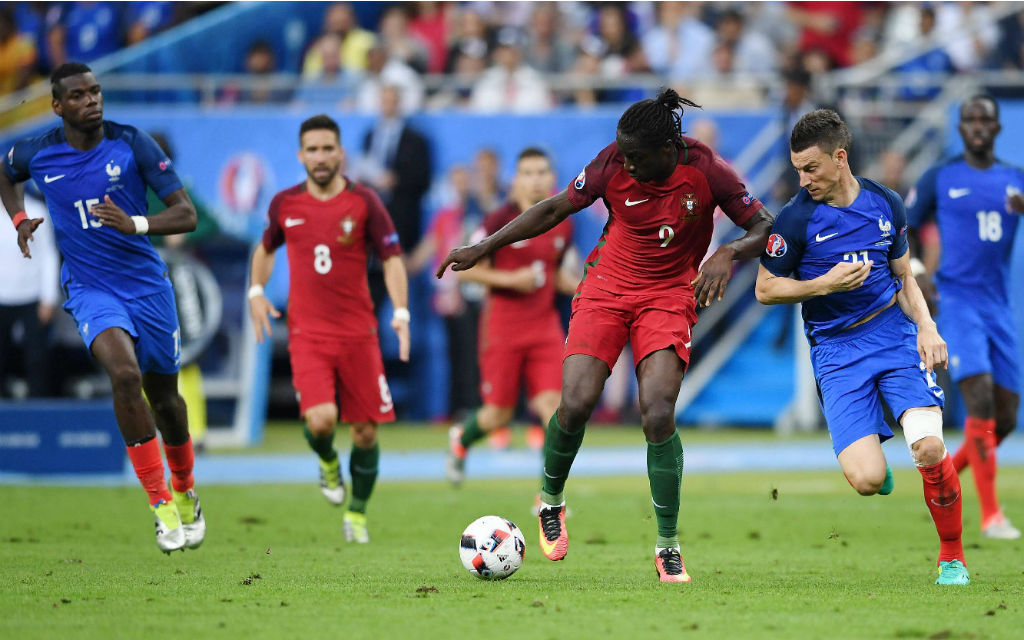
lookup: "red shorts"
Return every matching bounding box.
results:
[479,332,564,407]
[565,285,697,371]
[288,335,396,424]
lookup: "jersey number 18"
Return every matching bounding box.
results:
[976,210,1002,242]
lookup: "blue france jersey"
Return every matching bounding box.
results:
[761,177,909,342]
[906,156,1023,304]
[4,121,183,297]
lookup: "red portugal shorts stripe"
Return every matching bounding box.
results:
[565,285,697,371]
[479,332,564,407]
[288,335,396,423]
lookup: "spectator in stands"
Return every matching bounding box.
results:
[468,148,506,220]
[935,2,1000,72]
[445,6,492,73]
[302,2,375,76]
[523,2,576,74]
[642,1,715,81]
[408,1,449,74]
[429,39,489,109]
[991,10,1024,70]
[895,7,954,101]
[358,85,432,254]
[296,34,357,106]
[353,41,424,115]
[46,2,121,67]
[786,1,863,68]
[773,67,817,204]
[0,189,58,397]
[0,7,37,94]
[470,27,552,113]
[406,165,483,418]
[125,1,176,46]
[244,40,289,103]
[378,5,430,75]
[714,8,776,74]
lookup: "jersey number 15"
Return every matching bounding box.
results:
[74,199,102,229]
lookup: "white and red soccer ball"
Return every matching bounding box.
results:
[459,516,526,580]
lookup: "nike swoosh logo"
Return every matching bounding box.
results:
[284,218,305,227]
[624,198,649,206]
[43,174,65,183]
[948,188,970,199]
[815,232,838,242]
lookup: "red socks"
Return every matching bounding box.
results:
[918,454,964,564]
[163,437,195,493]
[963,416,1000,526]
[126,438,172,506]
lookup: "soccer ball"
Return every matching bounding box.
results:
[459,516,526,580]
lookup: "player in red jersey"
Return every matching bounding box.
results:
[248,114,410,544]
[445,147,579,485]
[438,89,774,582]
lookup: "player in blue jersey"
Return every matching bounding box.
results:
[755,109,969,585]
[0,63,206,554]
[906,95,1024,540]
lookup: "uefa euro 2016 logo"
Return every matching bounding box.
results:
[766,233,787,257]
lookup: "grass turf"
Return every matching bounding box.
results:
[2,468,1022,638]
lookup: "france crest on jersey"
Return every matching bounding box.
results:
[760,177,909,343]
[4,121,183,298]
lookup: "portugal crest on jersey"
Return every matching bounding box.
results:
[681,193,699,218]
[338,216,356,245]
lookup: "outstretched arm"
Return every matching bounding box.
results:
[692,208,774,307]
[1,170,44,258]
[891,252,946,373]
[436,189,580,277]
[89,188,197,236]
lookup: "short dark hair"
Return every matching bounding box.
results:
[617,88,701,148]
[50,62,94,99]
[299,114,341,145]
[961,93,999,119]
[517,147,549,164]
[790,109,852,154]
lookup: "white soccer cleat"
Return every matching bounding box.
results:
[343,511,370,543]
[982,514,1021,540]
[173,488,206,550]
[319,457,346,506]
[152,500,186,554]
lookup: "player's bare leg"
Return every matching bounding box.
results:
[538,355,608,561]
[836,434,888,496]
[91,328,183,553]
[952,374,1018,537]
[145,371,204,549]
[447,404,514,486]
[304,402,345,505]
[637,349,690,583]
[344,421,379,543]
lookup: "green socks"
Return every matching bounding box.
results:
[304,426,337,462]
[539,412,585,506]
[648,430,684,547]
[459,411,486,450]
[348,443,379,514]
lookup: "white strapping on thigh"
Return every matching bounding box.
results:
[900,408,944,450]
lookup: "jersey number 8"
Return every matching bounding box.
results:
[313,244,332,274]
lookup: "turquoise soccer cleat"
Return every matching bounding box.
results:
[935,560,970,585]
[879,464,894,495]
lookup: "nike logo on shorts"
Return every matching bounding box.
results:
[44,174,65,183]
[284,218,305,227]
[625,198,649,206]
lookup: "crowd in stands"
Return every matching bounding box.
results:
[6,2,1024,109]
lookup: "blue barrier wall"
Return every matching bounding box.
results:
[0,401,122,473]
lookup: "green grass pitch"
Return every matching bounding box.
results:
[2,448,1022,638]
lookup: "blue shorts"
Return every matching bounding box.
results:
[63,284,181,375]
[811,304,945,456]
[937,293,1019,391]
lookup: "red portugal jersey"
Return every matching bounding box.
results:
[261,180,402,340]
[566,137,763,295]
[480,201,573,345]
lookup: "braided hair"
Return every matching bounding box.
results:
[617,88,701,148]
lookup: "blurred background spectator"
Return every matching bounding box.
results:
[0,6,38,94]
[301,2,374,77]
[470,26,551,113]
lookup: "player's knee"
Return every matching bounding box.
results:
[148,392,183,418]
[845,469,885,496]
[995,416,1016,440]
[108,363,143,397]
[640,402,675,441]
[351,422,376,448]
[558,394,597,430]
[478,406,512,431]
[965,396,995,419]
[901,409,945,465]
[305,407,336,436]
[912,436,946,466]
